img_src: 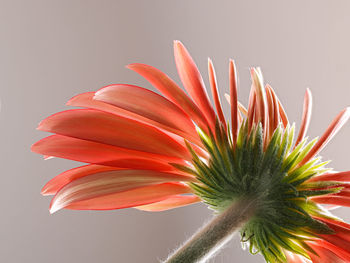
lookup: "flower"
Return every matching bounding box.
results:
[32,40,350,263]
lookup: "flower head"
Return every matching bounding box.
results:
[32,41,350,262]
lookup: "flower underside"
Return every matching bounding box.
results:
[176,120,344,262]
[32,41,350,263]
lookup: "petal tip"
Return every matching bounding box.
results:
[49,202,61,214]
[125,63,137,70]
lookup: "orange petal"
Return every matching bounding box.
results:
[299,108,350,166]
[285,251,308,263]
[295,89,313,147]
[53,182,192,213]
[266,85,280,131]
[94,84,201,145]
[67,93,206,155]
[49,170,195,213]
[67,92,154,122]
[174,41,216,131]
[42,164,123,196]
[208,58,226,130]
[68,93,203,145]
[316,238,350,261]
[135,194,200,212]
[317,217,350,243]
[265,85,275,139]
[307,241,348,263]
[278,99,289,128]
[268,86,289,128]
[250,68,267,131]
[38,109,190,160]
[127,63,209,132]
[247,88,257,133]
[224,94,247,117]
[311,171,350,182]
[230,60,239,147]
[31,135,184,170]
[312,195,350,207]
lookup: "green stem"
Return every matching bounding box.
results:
[164,199,256,263]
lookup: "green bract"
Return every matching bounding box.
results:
[175,120,341,262]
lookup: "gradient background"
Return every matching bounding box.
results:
[1,1,350,262]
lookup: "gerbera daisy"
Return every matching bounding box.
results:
[32,41,350,263]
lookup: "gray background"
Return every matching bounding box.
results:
[1,0,350,262]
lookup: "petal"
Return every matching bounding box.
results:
[127,63,209,132]
[317,218,350,243]
[38,109,190,159]
[307,241,347,263]
[49,169,194,214]
[295,89,313,147]
[135,194,200,212]
[311,195,350,207]
[31,135,184,170]
[268,86,289,127]
[247,85,257,133]
[224,94,248,116]
[250,68,267,133]
[299,108,350,167]
[174,41,216,130]
[266,85,280,132]
[265,85,275,139]
[285,251,308,263]
[310,171,350,182]
[208,58,226,130]
[68,92,202,145]
[67,93,206,156]
[53,182,192,213]
[42,164,122,196]
[67,92,153,122]
[94,84,201,145]
[230,60,239,147]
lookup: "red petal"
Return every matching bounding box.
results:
[250,68,267,133]
[31,135,183,170]
[268,86,289,128]
[310,171,350,182]
[67,92,153,122]
[300,108,350,167]
[230,60,239,147]
[295,89,313,147]
[307,241,347,263]
[67,93,206,156]
[174,41,216,131]
[38,109,190,160]
[317,217,350,243]
[208,58,226,130]
[265,85,275,139]
[94,84,201,145]
[312,195,350,207]
[285,252,308,263]
[266,85,280,132]
[49,171,194,213]
[247,88,256,133]
[42,164,122,196]
[127,63,209,132]
[135,194,200,212]
[55,182,192,213]
[225,94,248,118]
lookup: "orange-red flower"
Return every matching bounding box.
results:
[32,41,350,262]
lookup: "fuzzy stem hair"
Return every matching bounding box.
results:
[164,198,256,263]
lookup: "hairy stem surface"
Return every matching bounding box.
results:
[164,199,256,263]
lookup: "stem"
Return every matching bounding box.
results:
[164,199,256,263]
